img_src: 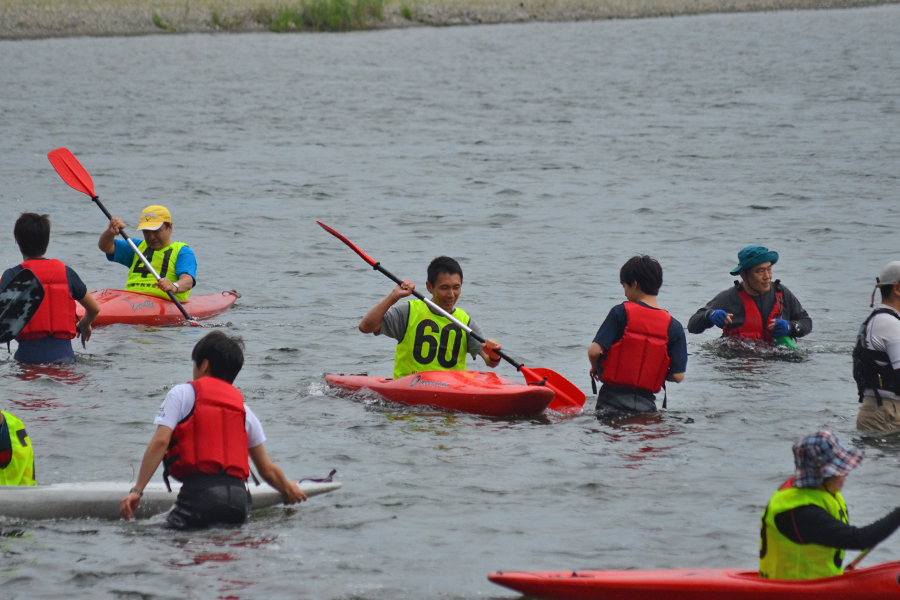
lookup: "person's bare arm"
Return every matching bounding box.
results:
[249,444,307,504]
[359,279,414,334]
[76,291,101,343]
[478,340,502,368]
[588,342,605,380]
[120,425,172,520]
[666,373,685,383]
[99,217,126,254]
[156,273,194,294]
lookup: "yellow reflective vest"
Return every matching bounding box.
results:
[0,411,36,486]
[759,481,847,580]
[393,300,471,379]
[125,240,190,302]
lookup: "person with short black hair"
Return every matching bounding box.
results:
[0,213,100,364]
[120,331,307,529]
[687,245,811,345]
[588,255,687,414]
[359,255,502,379]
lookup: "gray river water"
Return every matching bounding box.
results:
[2,5,900,598]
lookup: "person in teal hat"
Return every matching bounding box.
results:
[687,245,812,345]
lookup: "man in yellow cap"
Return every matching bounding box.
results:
[97,205,196,301]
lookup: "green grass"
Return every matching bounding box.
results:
[151,12,176,30]
[211,8,244,27]
[266,0,384,31]
[400,4,411,18]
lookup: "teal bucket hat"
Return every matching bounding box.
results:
[730,245,779,276]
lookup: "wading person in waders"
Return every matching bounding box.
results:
[120,331,306,529]
[0,410,35,486]
[98,205,197,301]
[588,255,687,415]
[1,213,100,364]
[358,256,503,378]
[759,430,900,580]
[687,245,811,346]
[854,262,900,433]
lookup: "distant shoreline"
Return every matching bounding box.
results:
[1,0,896,40]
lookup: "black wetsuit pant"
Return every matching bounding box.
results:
[166,473,251,530]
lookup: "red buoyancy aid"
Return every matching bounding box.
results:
[164,377,250,483]
[600,302,672,394]
[16,259,77,341]
[723,285,783,342]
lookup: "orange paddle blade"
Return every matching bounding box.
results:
[520,366,586,414]
[48,148,95,197]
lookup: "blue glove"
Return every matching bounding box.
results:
[708,309,730,328]
[771,319,791,337]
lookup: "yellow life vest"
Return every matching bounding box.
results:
[0,411,36,486]
[125,240,190,302]
[759,482,847,580]
[393,300,471,379]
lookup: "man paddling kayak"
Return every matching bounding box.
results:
[0,410,35,486]
[98,205,196,301]
[120,331,306,529]
[688,245,811,345]
[359,256,502,378]
[1,213,100,364]
[759,430,900,579]
[588,255,687,414]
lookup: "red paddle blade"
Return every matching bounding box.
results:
[520,366,586,414]
[48,148,95,197]
[317,221,377,267]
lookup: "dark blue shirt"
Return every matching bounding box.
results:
[593,301,688,376]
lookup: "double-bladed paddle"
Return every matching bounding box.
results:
[317,221,586,414]
[47,148,197,326]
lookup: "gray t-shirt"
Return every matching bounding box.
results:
[377,301,485,357]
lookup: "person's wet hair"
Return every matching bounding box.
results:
[620,255,663,296]
[192,331,245,383]
[427,256,463,285]
[14,213,51,257]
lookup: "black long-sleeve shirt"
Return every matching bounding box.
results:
[774,504,900,550]
[687,281,812,337]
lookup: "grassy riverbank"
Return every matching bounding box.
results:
[1,0,897,39]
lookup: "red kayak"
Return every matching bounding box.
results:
[325,371,555,417]
[75,289,239,326]
[488,563,900,600]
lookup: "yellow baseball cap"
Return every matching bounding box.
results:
[136,205,172,231]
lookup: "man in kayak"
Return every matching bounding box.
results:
[1,213,100,364]
[687,245,811,345]
[588,255,687,414]
[119,331,306,529]
[0,410,35,486]
[358,256,503,378]
[98,205,196,301]
[759,430,900,580]
[854,262,900,432]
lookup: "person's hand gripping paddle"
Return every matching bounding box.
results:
[47,148,198,326]
[317,221,586,414]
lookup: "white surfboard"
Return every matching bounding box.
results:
[0,479,341,521]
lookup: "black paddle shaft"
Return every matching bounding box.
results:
[93,195,193,322]
[371,262,523,369]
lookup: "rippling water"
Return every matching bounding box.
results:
[2,5,900,599]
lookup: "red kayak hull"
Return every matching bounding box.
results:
[488,563,900,600]
[325,371,554,417]
[75,289,238,326]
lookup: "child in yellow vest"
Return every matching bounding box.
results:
[0,411,36,486]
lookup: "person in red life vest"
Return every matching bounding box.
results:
[759,430,900,580]
[119,331,307,529]
[588,255,687,414]
[0,213,100,364]
[687,245,811,344]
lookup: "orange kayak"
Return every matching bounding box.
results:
[325,370,554,417]
[76,289,238,326]
[488,563,900,600]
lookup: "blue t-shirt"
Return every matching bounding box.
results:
[106,238,197,286]
[593,301,688,376]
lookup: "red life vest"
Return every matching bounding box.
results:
[600,302,672,394]
[16,259,77,341]
[723,283,784,342]
[164,377,250,484]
